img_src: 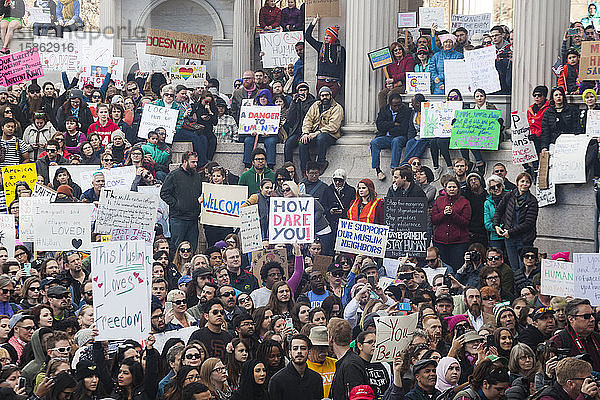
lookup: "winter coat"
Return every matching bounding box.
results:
[431,194,471,244]
[280,6,302,31]
[429,49,464,94]
[160,166,203,220]
[283,93,316,137]
[483,194,502,241]
[540,104,581,150]
[56,102,94,133]
[492,190,538,245]
[259,5,281,28]
[375,103,415,138]
[302,99,344,139]
[306,23,346,81]
[385,56,416,88]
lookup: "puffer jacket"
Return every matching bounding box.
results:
[540,104,581,150]
[430,194,471,244]
[302,99,344,139]
[492,189,539,245]
[429,49,464,94]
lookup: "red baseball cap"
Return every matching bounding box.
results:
[350,385,375,400]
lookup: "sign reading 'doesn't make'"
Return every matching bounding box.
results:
[145,28,213,61]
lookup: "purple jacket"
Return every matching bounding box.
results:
[281,6,303,31]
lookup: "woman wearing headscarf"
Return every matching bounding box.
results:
[231,359,269,400]
[378,42,415,108]
[582,2,600,31]
[429,33,464,95]
[347,178,384,225]
[306,16,346,98]
[435,356,461,399]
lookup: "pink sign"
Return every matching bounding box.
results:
[0,48,44,87]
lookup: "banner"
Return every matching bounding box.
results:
[2,164,37,208]
[398,12,417,28]
[35,32,114,72]
[586,109,600,136]
[541,259,573,297]
[335,219,389,258]
[200,183,248,228]
[384,198,428,258]
[420,101,463,138]
[551,134,591,184]
[269,197,314,244]
[450,13,492,35]
[32,184,58,201]
[92,240,151,341]
[238,105,281,136]
[259,31,303,68]
[170,65,206,87]
[136,43,178,73]
[0,214,15,257]
[450,109,502,150]
[368,47,393,70]
[79,57,125,90]
[79,166,137,192]
[406,72,431,94]
[137,103,179,144]
[511,111,538,164]
[32,204,94,251]
[573,253,600,305]
[305,0,339,17]
[373,314,419,362]
[580,41,600,80]
[146,28,212,61]
[240,205,263,253]
[19,197,51,242]
[95,189,158,241]
[28,7,51,24]
[419,7,445,29]
[0,48,44,87]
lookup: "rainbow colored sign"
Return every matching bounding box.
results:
[170,64,206,87]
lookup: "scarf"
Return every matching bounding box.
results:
[60,0,75,19]
[8,336,25,362]
[319,42,343,65]
[491,191,504,204]
[516,192,528,209]
[436,357,460,392]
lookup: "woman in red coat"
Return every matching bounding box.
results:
[378,42,415,108]
[430,176,471,272]
[259,0,282,30]
[347,178,384,225]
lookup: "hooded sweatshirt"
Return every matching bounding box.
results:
[21,328,50,394]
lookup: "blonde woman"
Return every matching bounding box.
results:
[201,357,232,400]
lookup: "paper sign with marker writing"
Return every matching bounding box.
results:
[2,163,37,209]
[153,327,197,352]
[586,109,600,136]
[535,175,556,207]
[138,185,170,238]
[0,214,15,258]
[136,43,178,72]
[238,105,281,136]
[33,203,93,251]
[92,241,151,341]
[420,101,462,138]
[450,109,502,150]
[335,219,389,258]
[0,48,44,87]
[19,197,51,242]
[463,46,501,94]
[138,103,179,144]
[368,47,393,70]
[200,183,248,228]
[398,12,417,28]
[511,112,538,164]
[260,31,302,68]
[240,205,262,253]
[170,65,206,87]
[269,197,314,244]
[406,72,431,94]
[78,166,137,192]
[551,134,591,184]
[374,314,419,362]
[541,259,573,297]
[450,13,491,35]
[419,7,445,29]
[573,253,600,305]
[32,184,58,201]
[79,57,125,90]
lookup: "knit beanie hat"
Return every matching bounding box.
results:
[494,305,517,327]
[324,25,339,41]
[56,185,74,198]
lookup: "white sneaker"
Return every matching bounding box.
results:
[433,166,443,181]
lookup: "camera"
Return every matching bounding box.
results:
[556,348,572,360]
[398,272,414,281]
[468,251,481,264]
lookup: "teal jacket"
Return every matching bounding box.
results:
[484,194,501,241]
[142,142,170,165]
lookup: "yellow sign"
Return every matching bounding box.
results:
[100,235,112,242]
[2,163,37,210]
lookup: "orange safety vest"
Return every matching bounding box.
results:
[347,198,381,223]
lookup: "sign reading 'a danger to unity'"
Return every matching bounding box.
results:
[145,28,213,61]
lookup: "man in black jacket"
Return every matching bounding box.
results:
[371,93,414,181]
[386,166,426,198]
[284,82,316,164]
[160,151,203,254]
[329,318,369,400]
[519,307,556,351]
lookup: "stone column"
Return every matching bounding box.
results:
[511,0,570,113]
[343,0,398,132]
[99,0,116,34]
[232,0,254,82]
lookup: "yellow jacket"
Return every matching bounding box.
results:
[302,99,344,139]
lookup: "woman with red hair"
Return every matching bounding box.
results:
[347,179,384,225]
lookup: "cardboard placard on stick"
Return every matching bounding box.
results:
[538,151,550,190]
[305,0,340,17]
[146,28,212,61]
[251,248,288,286]
[580,41,600,80]
[313,255,333,275]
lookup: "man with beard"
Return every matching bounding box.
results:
[150,302,166,334]
[306,326,336,398]
[22,83,43,127]
[269,334,324,400]
[188,298,232,360]
[519,307,556,351]
[47,285,75,323]
[217,284,244,331]
[187,282,217,320]
[78,280,93,308]
[464,287,495,331]
[40,82,60,128]
[405,359,441,400]
[233,311,258,358]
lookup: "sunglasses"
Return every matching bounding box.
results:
[172,299,186,305]
[211,309,225,315]
[18,325,35,331]
[180,248,192,253]
[47,148,57,153]
[425,258,437,263]
[482,296,498,301]
[282,187,291,193]
[103,158,113,162]
[164,93,175,97]
[411,162,421,166]
[185,353,202,360]
[489,184,502,190]
[487,255,501,261]
[0,288,14,294]
[532,93,544,98]
[84,291,93,296]
[574,313,595,320]
[50,294,70,299]
[448,95,460,100]
[331,271,344,278]
[51,346,71,353]
[220,291,236,298]
[524,254,537,259]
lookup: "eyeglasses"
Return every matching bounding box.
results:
[92,95,102,99]
[253,157,266,161]
[425,258,437,264]
[52,346,71,353]
[489,184,502,190]
[84,291,93,296]
[518,355,533,361]
[17,325,35,331]
[482,296,498,301]
[487,256,501,261]
[220,291,236,298]
[185,353,201,360]
[212,366,227,373]
[267,272,282,278]
[46,148,57,153]
[103,158,113,162]
[570,376,594,381]
[523,254,537,259]
[172,300,186,305]
[574,313,595,320]
[486,275,500,281]
[211,309,225,315]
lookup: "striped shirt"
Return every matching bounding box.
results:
[0,137,29,167]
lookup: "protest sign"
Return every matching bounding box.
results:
[238,105,281,136]
[35,32,113,71]
[78,166,137,192]
[573,253,600,305]
[541,259,573,297]
[305,0,339,17]
[419,7,445,29]
[28,7,51,24]
[373,314,419,362]
[398,12,417,28]
[19,197,51,242]
[586,109,600,136]
[0,48,44,87]
[32,184,58,201]
[444,59,472,95]
[313,255,333,275]
[551,134,591,184]
[259,31,303,68]
[200,183,248,228]
[385,198,428,258]
[269,197,314,244]
[92,241,151,341]
[251,248,288,286]
[0,214,14,257]
[169,65,206,87]
[406,72,431,94]
[73,32,114,68]
[383,258,401,279]
[146,28,212,61]
[580,41,600,80]
[136,43,178,72]
[335,219,389,258]
[450,109,502,150]
[138,186,170,238]
[240,205,263,254]
[463,46,502,94]
[109,228,154,244]
[420,101,462,138]
[95,189,158,241]
[33,203,94,251]
[536,176,556,207]
[511,112,538,164]
[137,103,179,144]
[153,327,197,352]
[368,47,393,70]
[450,13,491,35]
[2,163,37,208]
[79,57,125,90]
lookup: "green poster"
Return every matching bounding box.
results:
[449,109,501,150]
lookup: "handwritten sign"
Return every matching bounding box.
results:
[450,13,491,35]
[536,176,556,207]
[335,219,389,258]
[420,101,463,138]
[586,109,600,136]
[463,46,501,94]
[0,214,14,257]
[32,184,58,201]
[406,72,431,94]
[305,0,339,17]
[146,28,212,61]
[92,240,151,341]
[580,41,600,80]
[153,327,197,352]
[269,197,314,244]
[79,166,137,192]
[138,103,179,144]
[511,112,538,164]
[138,185,170,238]
[398,12,417,28]
[170,65,206,88]
[385,198,428,258]
[444,59,472,95]
[419,7,445,29]
[541,259,573,297]
[238,105,281,136]
[368,47,393,70]
[79,57,125,90]
[19,197,51,242]
[240,205,262,253]
[35,32,114,72]
[251,248,288,286]
[551,134,591,184]
[33,203,94,251]
[373,314,418,362]
[136,43,178,72]
[2,164,37,208]
[28,7,51,24]
[200,183,248,228]
[0,48,44,87]
[573,253,600,305]
[450,109,502,150]
[260,31,303,68]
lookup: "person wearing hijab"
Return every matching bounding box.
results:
[232,359,269,400]
[582,2,600,31]
[493,327,514,359]
[429,33,463,95]
[435,356,461,397]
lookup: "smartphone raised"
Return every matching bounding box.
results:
[164,301,173,315]
[367,275,376,288]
